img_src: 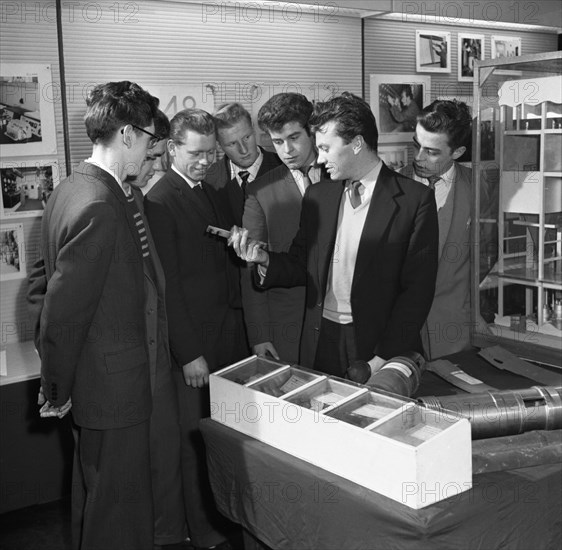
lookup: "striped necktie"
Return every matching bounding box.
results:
[125,192,150,259]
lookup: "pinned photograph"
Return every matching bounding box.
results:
[0,223,26,281]
[416,31,451,73]
[370,74,431,143]
[0,63,57,157]
[1,160,60,218]
[491,36,522,59]
[458,34,485,82]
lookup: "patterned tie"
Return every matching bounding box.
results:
[238,170,250,195]
[349,180,363,209]
[427,175,441,190]
[122,183,150,260]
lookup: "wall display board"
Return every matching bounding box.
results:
[0,63,57,157]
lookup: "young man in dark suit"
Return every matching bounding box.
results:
[401,99,494,359]
[28,81,160,550]
[206,103,281,359]
[241,92,329,363]
[230,92,439,379]
[206,102,280,226]
[144,109,240,550]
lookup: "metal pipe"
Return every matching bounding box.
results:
[419,386,562,439]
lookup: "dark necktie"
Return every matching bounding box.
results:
[299,167,312,191]
[193,184,217,224]
[349,180,363,209]
[427,175,441,190]
[238,170,250,195]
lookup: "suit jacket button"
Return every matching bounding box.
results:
[149,339,155,346]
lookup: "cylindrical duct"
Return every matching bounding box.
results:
[419,386,562,439]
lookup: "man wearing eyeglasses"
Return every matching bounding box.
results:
[28,81,160,550]
[145,109,241,550]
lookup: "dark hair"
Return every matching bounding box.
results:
[257,93,313,134]
[401,85,414,99]
[417,100,472,150]
[84,81,159,145]
[154,109,170,139]
[309,91,378,152]
[214,102,252,131]
[169,108,215,144]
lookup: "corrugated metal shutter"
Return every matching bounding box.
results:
[0,1,65,344]
[61,0,362,165]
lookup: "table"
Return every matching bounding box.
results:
[202,419,561,550]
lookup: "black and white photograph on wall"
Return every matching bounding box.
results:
[491,36,522,59]
[370,74,430,142]
[0,222,26,281]
[0,160,59,218]
[458,33,485,82]
[416,31,451,73]
[378,145,408,171]
[0,63,57,157]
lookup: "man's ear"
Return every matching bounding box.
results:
[122,125,134,148]
[452,146,466,160]
[353,135,364,154]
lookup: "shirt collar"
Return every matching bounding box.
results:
[290,158,323,187]
[348,159,383,191]
[229,148,264,182]
[412,163,456,187]
[172,164,201,189]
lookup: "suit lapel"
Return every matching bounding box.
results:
[77,162,145,262]
[318,180,345,294]
[353,166,401,288]
[167,169,216,225]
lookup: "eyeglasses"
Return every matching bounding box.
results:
[124,124,162,148]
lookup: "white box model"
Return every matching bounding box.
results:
[210,356,472,509]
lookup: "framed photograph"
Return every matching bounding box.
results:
[416,31,451,73]
[458,33,485,82]
[370,74,431,143]
[378,145,408,172]
[0,222,26,281]
[491,36,521,59]
[1,159,60,218]
[0,63,57,157]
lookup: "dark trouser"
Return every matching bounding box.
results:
[172,368,233,549]
[150,352,187,545]
[71,421,153,550]
[313,317,358,377]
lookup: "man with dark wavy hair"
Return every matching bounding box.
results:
[401,99,491,359]
[29,81,160,550]
[238,92,328,363]
[230,92,438,380]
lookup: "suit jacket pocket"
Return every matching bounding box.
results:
[105,345,147,374]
